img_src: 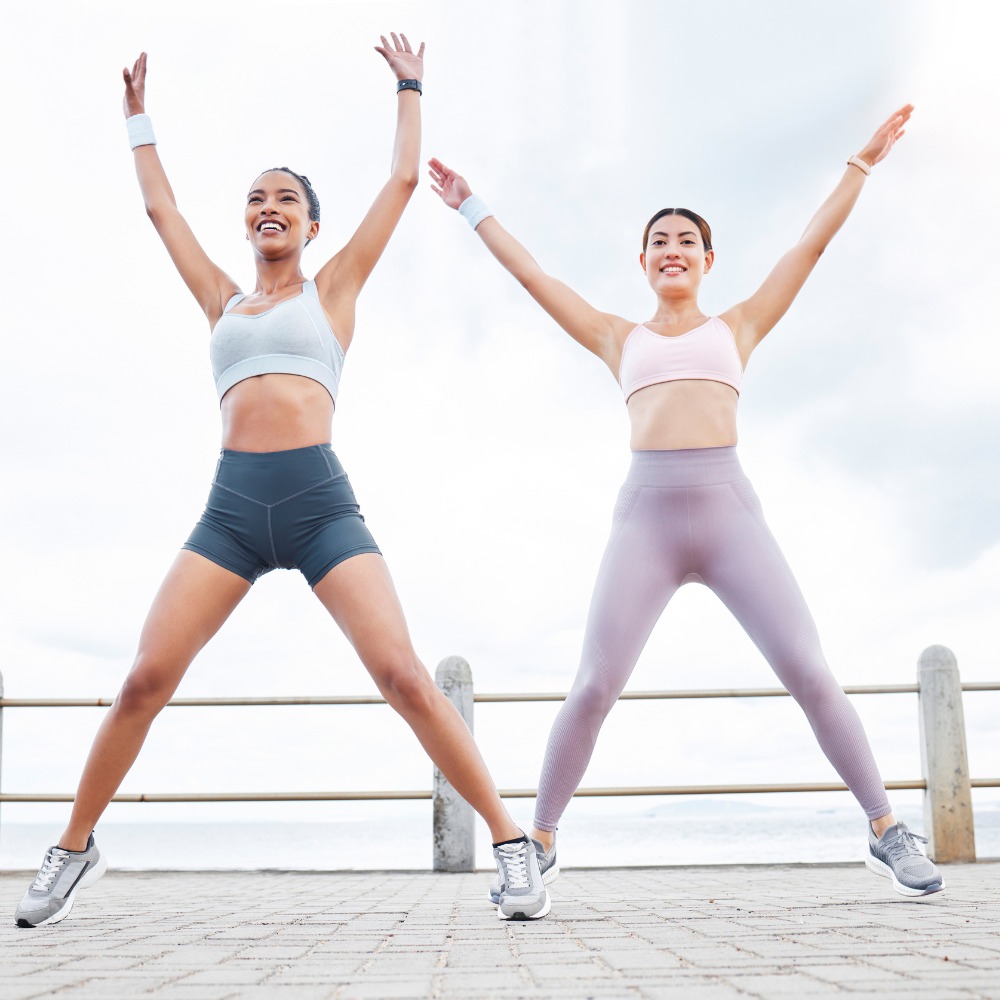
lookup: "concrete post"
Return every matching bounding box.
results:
[917,645,975,862]
[433,656,475,872]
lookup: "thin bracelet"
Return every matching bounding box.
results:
[126,113,157,150]
[458,194,493,231]
[397,79,422,95]
[847,155,871,176]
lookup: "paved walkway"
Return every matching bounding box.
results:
[1,863,998,999]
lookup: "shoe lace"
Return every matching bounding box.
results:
[884,824,928,865]
[499,843,531,891]
[31,850,68,891]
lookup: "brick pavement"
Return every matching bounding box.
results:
[1,863,998,999]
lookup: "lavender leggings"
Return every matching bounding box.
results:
[533,447,890,831]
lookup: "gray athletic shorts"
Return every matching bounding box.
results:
[183,444,381,587]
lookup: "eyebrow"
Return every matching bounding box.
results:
[651,229,698,239]
[247,188,301,198]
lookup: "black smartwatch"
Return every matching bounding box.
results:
[397,79,422,95]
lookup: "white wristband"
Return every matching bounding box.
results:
[458,193,493,231]
[846,155,871,176]
[126,113,157,150]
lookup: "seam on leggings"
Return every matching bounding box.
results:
[266,508,280,566]
[270,474,338,508]
[684,488,694,565]
[213,482,268,505]
[213,474,337,508]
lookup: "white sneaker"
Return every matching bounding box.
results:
[493,836,550,920]
[15,834,108,927]
[489,836,558,904]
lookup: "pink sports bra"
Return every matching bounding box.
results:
[618,316,742,402]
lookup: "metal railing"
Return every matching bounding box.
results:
[0,645,996,868]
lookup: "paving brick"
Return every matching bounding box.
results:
[1,863,997,999]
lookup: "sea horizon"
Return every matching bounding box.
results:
[4,797,997,872]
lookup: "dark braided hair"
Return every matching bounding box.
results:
[263,166,321,244]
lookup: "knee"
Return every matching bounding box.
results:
[377,655,437,716]
[114,659,176,719]
[568,675,618,726]
[786,663,841,713]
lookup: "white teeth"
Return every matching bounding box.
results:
[259,222,284,232]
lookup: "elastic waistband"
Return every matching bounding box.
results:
[218,443,336,466]
[626,446,746,488]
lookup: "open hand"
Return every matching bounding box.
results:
[857,104,913,168]
[123,52,147,119]
[428,158,472,209]
[374,32,424,82]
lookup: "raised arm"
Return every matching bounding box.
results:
[427,159,628,367]
[313,33,424,311]
[123,54,238,326]
[724,105,913,360]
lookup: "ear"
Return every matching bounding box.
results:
[703,249,715,273]
[308,220,320,243]
[639,251,647,273]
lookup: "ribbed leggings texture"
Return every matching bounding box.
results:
[533,447,890,830]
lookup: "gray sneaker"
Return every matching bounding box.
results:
[866,822,944,896]
[493,837,550,920]
[489,836,558,904]
[15,834,108,927]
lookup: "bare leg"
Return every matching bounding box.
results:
[313,554,521,844]
[59,552,251,850]
[871,813,895,836]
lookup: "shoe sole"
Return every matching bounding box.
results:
[488,863,560,905]
[497,890,552,921]
[865,853,944,896]
[16,853,109,928]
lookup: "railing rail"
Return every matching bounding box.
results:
[0,646,993,867]
[3,681,997,710]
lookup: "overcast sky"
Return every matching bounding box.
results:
[1,0,996,840]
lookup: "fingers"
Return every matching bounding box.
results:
[880,104,913,132]
[427,158,454,185]
[125,52,146,87]
[376,32,424,56]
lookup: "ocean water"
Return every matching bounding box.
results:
[4,797,998,872]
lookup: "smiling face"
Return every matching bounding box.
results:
[244,171,320,258]
[639,211,714,297]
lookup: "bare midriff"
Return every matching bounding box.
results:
[220,374,334,452]
[626,379,739,451]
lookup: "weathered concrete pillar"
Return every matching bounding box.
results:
[433,656,475,872]
[917,645,975,862]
